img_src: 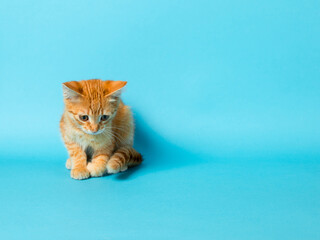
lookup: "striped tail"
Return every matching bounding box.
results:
[106,146,143,174]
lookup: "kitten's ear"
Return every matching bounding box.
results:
[103,80,127,97]
[62,81,83,100]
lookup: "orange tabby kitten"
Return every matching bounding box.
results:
[60,79,142,180]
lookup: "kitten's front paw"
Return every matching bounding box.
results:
[71,167,90,180]
[87,162,106,177]
[106,159,128,174]
[65,158,72,170]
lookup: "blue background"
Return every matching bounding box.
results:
[0,0,319,239]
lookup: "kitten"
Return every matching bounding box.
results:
[60,79,142,180]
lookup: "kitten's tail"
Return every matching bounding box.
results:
[107,146,143,174]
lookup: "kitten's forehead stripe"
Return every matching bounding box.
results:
[79,80,106,115]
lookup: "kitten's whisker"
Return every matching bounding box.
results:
[105,126,127,133]
[110,132,124,143]
[102,129,124,143]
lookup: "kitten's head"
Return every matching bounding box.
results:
[62,79,126,135]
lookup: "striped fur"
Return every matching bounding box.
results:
[60,79,142,180]
[107,146,143,173]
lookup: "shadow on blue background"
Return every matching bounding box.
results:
[127,112,208,178]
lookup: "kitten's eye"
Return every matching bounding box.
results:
[100,115,109,121]
[79,115,89,121]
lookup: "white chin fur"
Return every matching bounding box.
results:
[84,129,104,135]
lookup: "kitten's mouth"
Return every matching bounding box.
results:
[84,129,104,135]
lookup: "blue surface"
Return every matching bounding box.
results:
[0,1,319,239]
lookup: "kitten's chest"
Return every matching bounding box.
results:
[75,133,112,151]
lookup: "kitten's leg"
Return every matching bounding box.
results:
[107,146,143,174]
[87,153,110,177]
[65,142,90,180]
[65,158,72,170]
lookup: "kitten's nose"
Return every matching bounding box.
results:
[91,125,99,133]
